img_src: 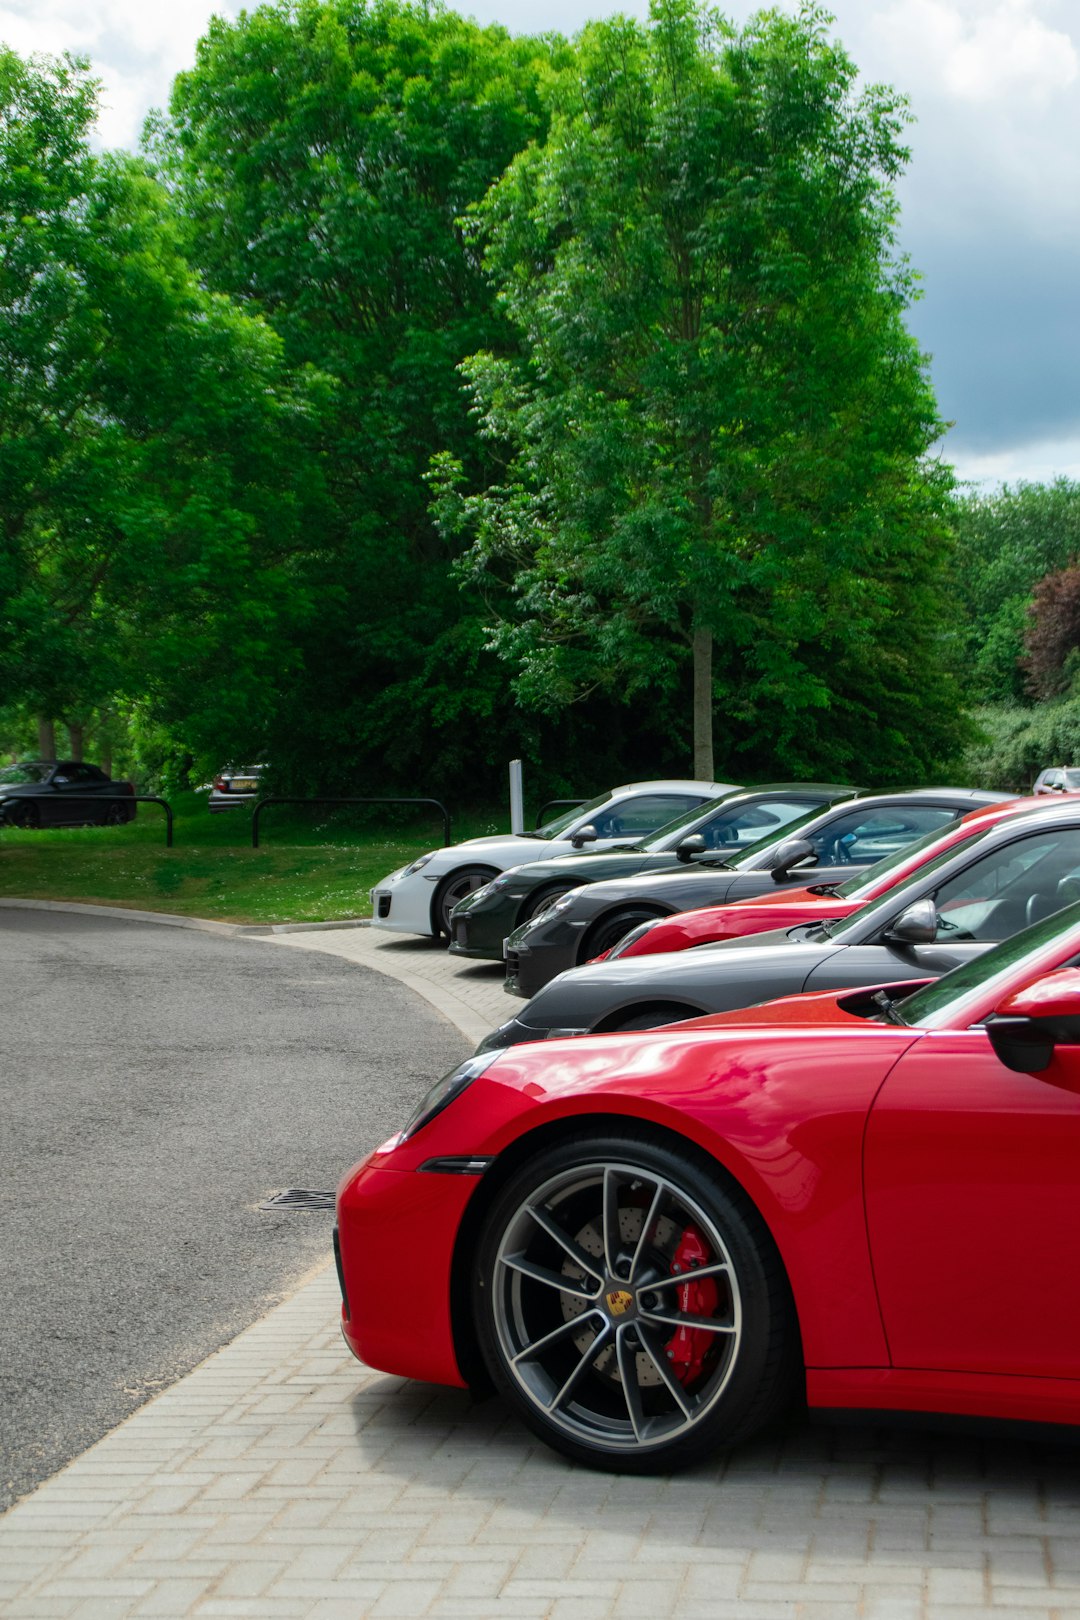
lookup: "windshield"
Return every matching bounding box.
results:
[637,790,745,852]
[0,762,50,784]
[895,900,1080,1030]
[819,831,994,941]
[832,819,975,901]
[1066,770,1080,789]
[535,791,614,840]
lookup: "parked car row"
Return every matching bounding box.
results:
[341,778,1080,1473]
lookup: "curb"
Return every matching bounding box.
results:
[0,898,371,936]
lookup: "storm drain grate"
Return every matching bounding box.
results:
[260,1188,335,1211]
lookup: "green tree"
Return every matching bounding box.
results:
[434,0,965,782]
[0,46,330,772]
[165,0,588,797]
[951,479,1080,704]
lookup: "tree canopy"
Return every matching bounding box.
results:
[0,45,329,768]
[433,0,967,782]
[951,478,1080,704]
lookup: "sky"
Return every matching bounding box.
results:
[2,0,1077,490]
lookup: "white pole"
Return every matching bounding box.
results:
[509,759,524,835]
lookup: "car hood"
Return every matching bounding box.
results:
[456,833,561,851]
[552,927,839,990]
[619,893,855,955]
[518,927,846,1028]
[492,849,671,886]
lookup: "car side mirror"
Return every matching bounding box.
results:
[882,898,938,944]
[675,833,707,864]
[985,967,1080,1074]
[770,837,815,882]
[570,824,598,849]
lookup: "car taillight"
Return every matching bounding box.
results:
[213,777,227,791]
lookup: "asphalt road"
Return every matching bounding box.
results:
[0,908,469,1511]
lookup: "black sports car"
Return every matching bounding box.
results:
[0,761,137,828]
[498,788,1009,997]
[448,782,857,962]
[476,799,1080,1052]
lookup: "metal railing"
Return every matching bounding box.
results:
[535,798,586,828]
[0,794,174,846]
[251,797,452,850]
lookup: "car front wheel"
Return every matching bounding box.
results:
[433,865,499,939]
[582,907,665,961]
[473,1133,798,1472]
[4,801,40,828]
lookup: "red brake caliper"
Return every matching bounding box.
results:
[664,1224,718,1386]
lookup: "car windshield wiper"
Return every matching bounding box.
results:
[872,989,910,1027]
[808,918,842,940]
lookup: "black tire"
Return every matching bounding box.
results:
[472,1131,799,1473]
[432,865,499,939]
[605,1003,702,1033]
[5,802,40,829]
[104,802,127,826]
[582,907,665,962]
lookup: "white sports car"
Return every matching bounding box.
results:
[370,780,736,940]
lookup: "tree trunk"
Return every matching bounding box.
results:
[37,718,56,760]
[68,722,84,762]
[692,626,714,780]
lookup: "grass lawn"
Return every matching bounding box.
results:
[0,793,505,925]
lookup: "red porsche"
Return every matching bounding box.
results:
[606,794,1060,962]
[336,899,1080,1472]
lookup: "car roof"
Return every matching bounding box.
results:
[613,780,740,794]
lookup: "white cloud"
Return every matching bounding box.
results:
[948,431,1080,489]
[869,0,1077,103]
[0,0,247,147]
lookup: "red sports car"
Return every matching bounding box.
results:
[336,899,1080,1472]
[605,794,1058,961]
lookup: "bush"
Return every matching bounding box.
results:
[962,701,1080,792]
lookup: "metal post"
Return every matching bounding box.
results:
[509,760,524,835]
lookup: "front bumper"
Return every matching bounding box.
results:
[448,892,520,960]
[503,917,585,998]
[368,871,439,937]
[336,1154,478,1386]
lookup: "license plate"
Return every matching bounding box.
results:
[231,779,257,792]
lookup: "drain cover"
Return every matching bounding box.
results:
[260,1188,335,1211]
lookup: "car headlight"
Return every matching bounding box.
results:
[399,1054,496,1141]
[468,873,515,906]
[530,887,586,924]
[401,852,437,878]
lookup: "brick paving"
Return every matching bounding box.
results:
[5,920,1080,1618]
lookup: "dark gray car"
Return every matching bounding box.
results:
[502,788,1009,998]
[0,760,137,828]
[478,800,1080,1052]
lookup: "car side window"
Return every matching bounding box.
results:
[600,794,705,836]
[694,797,812,851]
[932,829,1080,941]
[812,806,955,864]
